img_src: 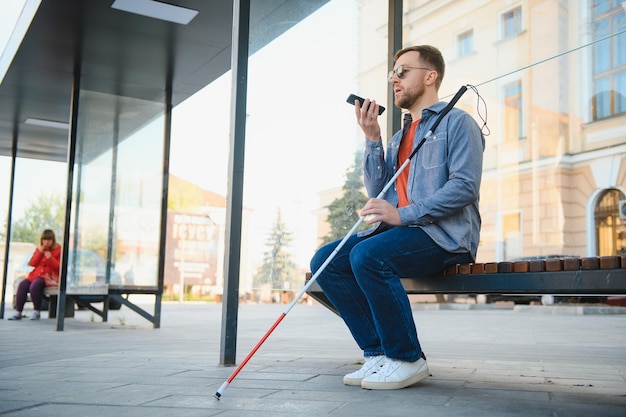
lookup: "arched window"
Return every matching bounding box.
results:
[594,188,626,256]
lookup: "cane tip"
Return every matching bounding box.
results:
[213,392,221,400]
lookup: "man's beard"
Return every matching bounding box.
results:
[395,95,412,109]
[395,86,423,109]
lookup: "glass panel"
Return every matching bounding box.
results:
[70,90,163,288]
[616,71,626,113]
[113,114,164,288]
[595,189,626,256]
[592,0,610,16]
[592,0,626,119]
[242,0,369,302]
[1,156,66,301]
[593,20,610,73]
[502,7,522,38]
[167,0,370,302]
[594,76,610,119]
[615,12,626,66]
[458,30,473,57]
[168,74,231,301]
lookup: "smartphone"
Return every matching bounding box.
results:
[346,94,386,115]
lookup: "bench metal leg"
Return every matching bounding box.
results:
[48,295,75,318]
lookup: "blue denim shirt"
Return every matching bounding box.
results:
[361,101,485,260]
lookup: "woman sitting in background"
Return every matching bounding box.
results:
[9,229,61,320]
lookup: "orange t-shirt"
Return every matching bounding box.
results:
[397,119,419,207]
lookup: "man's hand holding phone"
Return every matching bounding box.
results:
[347,94,384,141]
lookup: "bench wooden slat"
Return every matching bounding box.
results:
[528,260,544,272]
[600,256,620,269]
[563,258,581,270]
[444,264,457,275]
[544,259,563,272]
[513,262,529,273]
[497,262,513,273]
[582,257,600,270]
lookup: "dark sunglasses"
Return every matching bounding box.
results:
[388,65,432,82]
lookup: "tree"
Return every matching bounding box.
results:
[321,151,370,245]
[10,194,65,244]
[252,210,298,290]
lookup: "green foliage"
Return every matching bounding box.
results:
[252,210,298,290]
[321,151,370,245]
[10,194,65,244]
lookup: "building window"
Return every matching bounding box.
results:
[501,6,522,39]
[503,80,523,140]
[502,212,522,260]
[594,188,626,256]
[457,30,473,58]
[591,0,626,120]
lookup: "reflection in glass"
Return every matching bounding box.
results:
[70,90,163,288]
[358,0,625,262]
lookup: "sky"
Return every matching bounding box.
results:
[1,1,363,272]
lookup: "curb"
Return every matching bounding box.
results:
[513,305,626,315]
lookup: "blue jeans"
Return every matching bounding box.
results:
[310,226,472,362]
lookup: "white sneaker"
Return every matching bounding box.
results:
[29,311,41,320]
[8,311,22,320]
[361,357,429,390]
[343,355,386,386]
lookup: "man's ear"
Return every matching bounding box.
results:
[425,70,438,86]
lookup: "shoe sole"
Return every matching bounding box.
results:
[361,367,429,390]
[343,376,363,386]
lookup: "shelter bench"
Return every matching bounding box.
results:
[43,284,162,329]
[305,256,626,314]
[44,284,109,319]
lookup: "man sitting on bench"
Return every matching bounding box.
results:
[309,45,485,390]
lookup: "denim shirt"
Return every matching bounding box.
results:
[361,101,485,260]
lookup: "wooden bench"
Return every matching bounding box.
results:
[305,256,626,314]
[44,284,110,319]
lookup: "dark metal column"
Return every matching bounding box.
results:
[56,2,85,331]
[56,68,81,331]
[155,43,176,330]
[0,123,18,319]
[220,0,250,366]
[387,0,403,138]
[103,102,121,324]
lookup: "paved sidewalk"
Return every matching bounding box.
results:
[0,302,625,416]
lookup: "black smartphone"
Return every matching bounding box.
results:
[346,94,385,115]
